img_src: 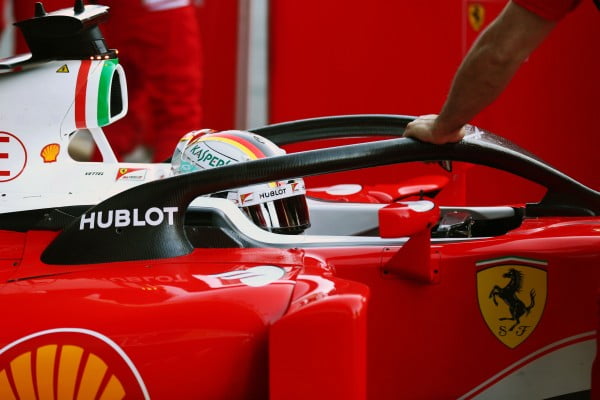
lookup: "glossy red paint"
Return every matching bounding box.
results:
[313,218,600,399]
[287,137,468,205]
[0,245,304,398]
[1,217,599,398]
[378,201,440,238]
[271,277,369,400]
[0,231,24,282]
[307,175,449,203]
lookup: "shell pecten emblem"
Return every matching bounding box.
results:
[0,328,149,400]
[40,143,60,163]
[476,257,548,348]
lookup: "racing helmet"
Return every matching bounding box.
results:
[172,129,311,234]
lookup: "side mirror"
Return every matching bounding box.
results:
[378,201,441,284]
[378,201,440,238]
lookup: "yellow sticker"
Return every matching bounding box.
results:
[468,4,486,32]
[56,65,70,73]
[0,329,148,399]
[40,143,60,163]
[477,261,547,348]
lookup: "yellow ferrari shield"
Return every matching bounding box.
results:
[476,259,547,348]
[468,4,486,32]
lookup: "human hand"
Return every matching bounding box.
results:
[403,114,465,144]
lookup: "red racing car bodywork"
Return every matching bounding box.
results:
[1,2,599,400]
[1,116,599,399]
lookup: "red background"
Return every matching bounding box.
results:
[267,0,600,204]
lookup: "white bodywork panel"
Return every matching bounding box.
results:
[0,58,171,213]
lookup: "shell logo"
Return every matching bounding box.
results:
[0,328,149,400]
[40,143,60,163]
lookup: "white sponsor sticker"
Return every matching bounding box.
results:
[116,168,148,182]
[143,0,191,12]
[200,266,286,287]
[231,181,306,207]
[79,207,178,230]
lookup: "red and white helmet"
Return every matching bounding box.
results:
[172,129,311,234]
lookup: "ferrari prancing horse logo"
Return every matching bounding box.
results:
[468,3,486,32]
[476,258,547,348]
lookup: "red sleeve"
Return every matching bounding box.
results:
[513,0,582,20]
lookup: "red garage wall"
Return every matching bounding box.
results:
[470,0,600,193]
[268,0,600,205]
[269,0,462,119]
[196,0,240,130]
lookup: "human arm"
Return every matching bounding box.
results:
[403,1,557,144]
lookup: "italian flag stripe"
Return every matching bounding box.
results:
[75,60,92,129]
[97,59,118,127]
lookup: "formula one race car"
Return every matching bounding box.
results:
[1,2,599,400]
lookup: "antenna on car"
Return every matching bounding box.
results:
[74,0,85,15]
[34,2,47,17]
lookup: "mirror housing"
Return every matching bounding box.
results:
[378,201,440,238]
[378,201,441,284]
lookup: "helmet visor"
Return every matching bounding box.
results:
[241,194,311,234]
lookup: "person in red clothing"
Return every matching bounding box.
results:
[95,0,204,162]
[403,0,586,144]
[14,0,203,162]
